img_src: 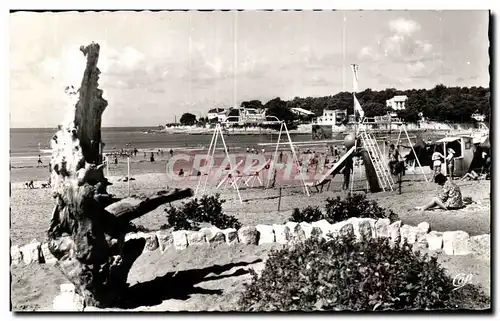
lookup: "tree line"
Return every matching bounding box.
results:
[177,85,490,127]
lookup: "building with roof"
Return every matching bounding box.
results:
[386,95,408,110]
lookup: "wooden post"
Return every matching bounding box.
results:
[277,187,282,211]
[127,156,131,196]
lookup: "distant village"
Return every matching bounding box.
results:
[164,93,488,134]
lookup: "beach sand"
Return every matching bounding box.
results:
[9,153,490,311]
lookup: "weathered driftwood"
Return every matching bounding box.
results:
[47,42,193,308]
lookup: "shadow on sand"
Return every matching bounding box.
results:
[117,259,262,309]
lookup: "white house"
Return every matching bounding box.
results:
[313,109,347,125]
[291,107,315,117]
[386,95,408,110]
[471,113,486,122]
[207,108,226,120]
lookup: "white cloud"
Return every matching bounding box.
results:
[388,18,421,36]
[406,61,426,75]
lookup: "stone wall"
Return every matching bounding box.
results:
[10,218,490,267]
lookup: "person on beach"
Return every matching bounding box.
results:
[150,152,155,162]
[169,149,174,157]
[415,173,463,211]
[179,168,184,177]
[279,151,283,163]
[37,155,43,166]
[114,156,118,165]
[144,152,146,158]
[431,149,445,180]
[388,144,400,174]
[246,147,250,153]
[342,156,353,191]
[445,148,456,180]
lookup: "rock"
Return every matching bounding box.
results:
[358,219,374,241]
[238,226,259,245]
[186,231,207,246]
[250,262,266,278]
[375,218,390,239]
[53,283,85,311]
[255,225,275,244]
[288,223,306,244]
[469,234,490,256]
[399,225,411,244]
[285,221,298,232]
[339,223,354,238]
[312,219,334,240]
[299,222,313,239]
[345,217,360,238]
[388,221,401,243]
[443,231,470,255]
[172,230,188,250]
[272,224,290,244]
[417,222,430,233]
[200,227,226,244]
[40,243,57,264]
[426,231,443,251]
[156,230,173,252]
[10,245,23,265]
[222,228,239,245]
[311,226,323,240]
[20,241,42,264]
[126,232,159,251]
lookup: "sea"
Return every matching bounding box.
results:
[10,127,317,159]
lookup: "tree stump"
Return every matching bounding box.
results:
[47,42,193,309]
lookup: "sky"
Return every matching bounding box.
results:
[10,10,490,128]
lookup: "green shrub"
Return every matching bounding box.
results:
[291,206,323,223]
[290,193,398,224]
[325,193,398,223]
[164,194,241,231]
[238,235,489,311]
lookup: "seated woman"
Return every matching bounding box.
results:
[416,173,464,211]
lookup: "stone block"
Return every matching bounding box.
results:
[172,230,188,250]
[222,228,239,245]
[40,243,57,264]
[299,222,313,239]
[339,223,354,238]
[388,221,401,243]
[375,218,390,239]
[20,241,42,264]
[417,222,430,233]
[272,224,290,244]
[469,234,490,256]
[156,230,173,252]
[426,232,443,251]
[255,225,275,244]
[10,245,23,265]
[312,219,334,240]
[125,232,159,251]
[186,231,206,246]
[52,283,84,311]
[443,231,470,255]
[200,227,226,244]
[288,223,306,244]
[358,219,375,241]
[238,226,259,245]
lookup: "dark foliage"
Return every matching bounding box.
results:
[164,194,241,231]
[290,193,398,224]
[240,85,490,124]
[128,223,152,233]
[325,193,399,223]
[238,235,490,311]
[291,206,323,223]
[179,112,197,126]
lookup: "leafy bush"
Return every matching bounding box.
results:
[324,193,398,223]
[164,194,241,231]
[289,193,398,224]
[238,235,490,311]
[291,206,323,223]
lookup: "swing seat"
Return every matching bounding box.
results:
[305,178,332,193]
